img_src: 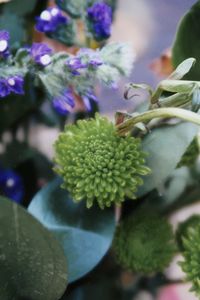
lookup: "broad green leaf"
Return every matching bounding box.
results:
[137,122,199,197]
[3,0,37,16]
[0,196,67,300]
[28,178,116,283]
[172,1,200,80]
[56,0,86,18]
[0,12,26,47]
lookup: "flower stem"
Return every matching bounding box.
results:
[117,107,200,135]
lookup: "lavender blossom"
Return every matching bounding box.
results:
[87,2,112,40]
[30,43,52,66]
[53,89,75,115]
[0,30,10,58]
[0,78,10,98]
[82,90,98,111]
[7,76,24,95]
[35,7,68,33]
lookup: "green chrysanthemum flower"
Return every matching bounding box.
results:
[176,215,200,251]
[54,114,150,209]
[113,212,176,273]
[180,224,200,297]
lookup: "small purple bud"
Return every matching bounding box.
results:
[53,89,75,115]
[0,78,10,98]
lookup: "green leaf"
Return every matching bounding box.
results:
[28,178,116,283]
[137,122,199,197]
[47,22,76,46]
[0,196,67,300]
[56,0,86,18]
[172,1,200,80]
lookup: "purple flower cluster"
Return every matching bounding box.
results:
[0,76,24,98]
[52,89,75,115]
[0,30,10,58]
[0,167,24,203]
[66,48,103,75]
[87,2,112,40]
[30,43,52,66]
[35,7,68,33]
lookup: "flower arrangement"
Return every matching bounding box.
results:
[1,1,200,300]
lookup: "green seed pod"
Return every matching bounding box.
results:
[180,223,200,297]
[176,215,200,251]
[113,211,176,273]
[54,114,150,209]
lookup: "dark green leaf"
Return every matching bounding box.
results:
[0,196,67,300]
[3,0,38,16]
[137,122,199,197]
[28,178,116,283]
[0,141,36,168]
[172,1,200,80]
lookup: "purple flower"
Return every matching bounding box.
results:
[0,168,24,203]
[52,89,75,115]
[0,75,24,98]
[35,7,68,33]
[7,76,24,95]
[66,57,88,75]
[30,43,52,66]
[87,2,112,40]
[0,30,10,58]
[0,79,10,98]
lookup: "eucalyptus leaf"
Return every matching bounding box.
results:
[137,122,199,197]
[56,0,86,18]
[172,1,200,80]
[0,196,67,300]
[28,178,116,283]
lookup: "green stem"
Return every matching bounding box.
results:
[117,107,200,135]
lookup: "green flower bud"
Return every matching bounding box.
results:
[54,114,150,209]
[113,212,176,273]
[180,223,200,297]
[176,215,200,251]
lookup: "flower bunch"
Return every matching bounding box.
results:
[113,211,176,273]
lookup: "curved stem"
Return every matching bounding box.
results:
[117,107,200,135]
